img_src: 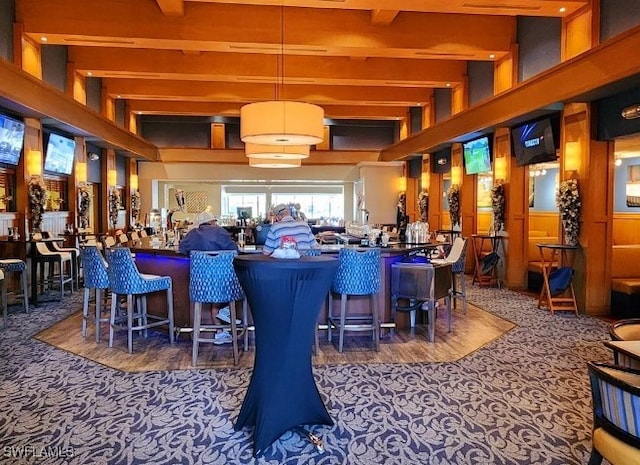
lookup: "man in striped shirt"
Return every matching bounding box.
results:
[262,203,318,255]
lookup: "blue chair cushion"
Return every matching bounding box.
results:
[548,266,573,296]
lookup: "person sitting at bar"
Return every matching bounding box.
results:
[263,203,318,255]
[179,214,239,344]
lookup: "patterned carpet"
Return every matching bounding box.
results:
[0,285,612,465]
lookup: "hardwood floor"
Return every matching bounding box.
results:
[34,304,515,372]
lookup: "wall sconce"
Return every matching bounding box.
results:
[108,169,118,189]
[76,161,87,185]
[27,150,42,178]
[398,175,407,192]
[451,166,463,186]
[494,156,507,182]
[130,174,138,191]
[421,172,430,192]
[564,141,580,172]
[615,156,622,167]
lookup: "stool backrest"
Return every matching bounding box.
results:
[588,362,640,453]
[332,248,381,295]
[103,236,116,249]
[448,237,468,273]
[105,247,147,294]
[189,250,244,303]
[80,245,109,289]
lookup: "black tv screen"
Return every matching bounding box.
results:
[0,114,25,165]
[463,136,492,175]
[237,206,252,219]
[512,117,558,166]
[44,133,76,175]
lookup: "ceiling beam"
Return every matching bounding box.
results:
[18,0,515,60]
[129,100,411,119]
[0,57,158,160]
[69,47,466,87]
[380,25,640,160]
[157,148,380,164]
[105,79,433,106]
[186,0,587,17]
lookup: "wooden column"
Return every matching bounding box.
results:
[561,102,612,315]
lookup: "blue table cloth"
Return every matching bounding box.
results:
[233,254,339,457]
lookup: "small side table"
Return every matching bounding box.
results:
[536,243,579,315]
[471,234,503,288]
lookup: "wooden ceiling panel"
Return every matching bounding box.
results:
[15,0,583,123]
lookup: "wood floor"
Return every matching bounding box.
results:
[34,303,515,372]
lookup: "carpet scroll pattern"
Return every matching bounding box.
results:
[0,286,612,464]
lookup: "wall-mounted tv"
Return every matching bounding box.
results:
[44,132,76,175]
[0,114,25,166]
[462,136,492,175]
[512,116,559,167]
[237,206,252,219]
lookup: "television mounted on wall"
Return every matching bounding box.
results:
[462,135,492,175]
[44,132,76,175]
[0,113,25,166]
[511,116,559,167]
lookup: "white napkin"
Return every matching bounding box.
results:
[271,248,301,259]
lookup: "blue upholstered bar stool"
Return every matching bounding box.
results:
[0,258,29,319]
[106,247,175,353]
[79,245,110,342]
[327,248,381,352]
[190,251,248,366]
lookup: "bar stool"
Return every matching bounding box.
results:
[327,248,381,352]
[0,258,29,318]
[106,247,175,353]
[80,245,110,342]
[431,237,469,313]
[33,242,74,299]
[0,270,7,328]
[190,250,248,366]
[43,232,81,289]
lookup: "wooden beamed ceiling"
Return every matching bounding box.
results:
[15,0,587,126]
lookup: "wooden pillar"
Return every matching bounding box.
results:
[451,77,469,115]
[494,127,528,289]
[211,123,225,149]
[561,102,612,315]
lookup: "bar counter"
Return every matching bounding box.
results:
[129,240,446,330]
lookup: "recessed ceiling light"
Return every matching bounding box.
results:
[87,71,93,76]
[489,53,496,59]
[41,36,47,42]
[116,95,121,99]
[446,82,451,87]
[559,7,566,13]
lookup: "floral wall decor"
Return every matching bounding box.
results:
[447,184,461,228]
[28,177,48,232]
[418,190,429,222]
[491,182,506,232]
[556,178,581,246]
[78,186,92,229]
[108,190,121,228]
[131,190,141,223]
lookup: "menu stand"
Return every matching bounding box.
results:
[536,243,579,315]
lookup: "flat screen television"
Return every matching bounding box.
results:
[237,206,252,219]
[44,132,76,175]
[0,114,25,166]
[462,136,492,175]
[512,117,559,166]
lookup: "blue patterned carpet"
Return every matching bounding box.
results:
[0,286,612,465]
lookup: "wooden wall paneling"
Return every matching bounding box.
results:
[612,214,640,245]
[211,123,225,149]
[529,212,560,237]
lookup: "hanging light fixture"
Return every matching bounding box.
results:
[249,157,302,168]
[245,142,310,160]
[240,5,324,147]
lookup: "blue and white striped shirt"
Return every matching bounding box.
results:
[262,216,318,254]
